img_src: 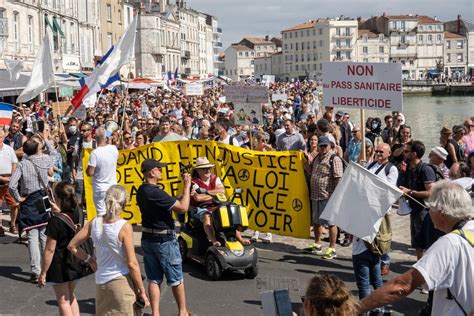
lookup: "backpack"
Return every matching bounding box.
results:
[55,212,95,280]
[364,214,392,256]
[367,161,395,177]
[426,163,444,182]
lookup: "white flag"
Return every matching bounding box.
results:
[320,161,403,242]
[4,59,23,83]
[76,17,137,106]
[17,32,54,103]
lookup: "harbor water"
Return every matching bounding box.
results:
[346,95,474,154]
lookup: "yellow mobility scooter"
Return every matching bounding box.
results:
[177,188,258,280]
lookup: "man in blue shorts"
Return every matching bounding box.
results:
[137,159,192,316]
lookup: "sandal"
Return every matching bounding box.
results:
[10,226,18,234]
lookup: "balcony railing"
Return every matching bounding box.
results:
[214,41,223,48]
[333,32,353,39]
[181,50,191,59]
[0,18,8,37]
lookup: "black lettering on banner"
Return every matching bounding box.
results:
[277,156,288,170]
[216,145,226,163]
[252,170,265,188]
[283,214,293,232]
[127,151,138,166]
[246,189,260,208]
[122,204,134,221]
[241,152,253,166]
[116,170,122,182]
[267,155,278,169]
[137,148,149,162]
[254,209,267,228]
[205,145,217,162]
[254,154,265,168]
[288,155,298,172]
[279,172,289,191]
[163,163,178,180]
[221,165,238,184]
[265,171,278,189]
[150,147,164,160]
[129,185,139,199]
[262,191,274,210]
[269,212,282,231]
[117,152,127,166]
[276,193,287,212]
[178,143,189,160]
[123,167,134,184]
[169,180,181,196]
[229,150,241,164]
[192,143,203,159]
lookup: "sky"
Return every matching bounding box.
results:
[185,0,473,48]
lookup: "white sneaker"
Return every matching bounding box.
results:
[261,233,272,243]
[251,231,259,242]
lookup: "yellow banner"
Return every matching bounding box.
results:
[83,141,310,238]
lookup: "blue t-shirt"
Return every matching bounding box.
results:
[137,183,177,241]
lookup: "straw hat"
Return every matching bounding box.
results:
[193,157,215,169]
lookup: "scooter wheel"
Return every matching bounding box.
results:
[206,254,223,280]
[178,238,188,262]
[244,266,258,279]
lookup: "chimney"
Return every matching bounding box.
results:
[457,14,461,34]
[265,35,269,41]
[159,0,167,12]
[382,12,385,17]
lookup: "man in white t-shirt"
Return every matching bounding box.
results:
[86,127,118,216]
[359,181,474,316]
[215,119,239,146]
[0,130,19,235]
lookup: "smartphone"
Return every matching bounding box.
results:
[274,289,293,316]
[36,196,52,214]
[261,291,277,316]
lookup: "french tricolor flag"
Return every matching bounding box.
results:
[70,18,137,112]
[0,103,14,125]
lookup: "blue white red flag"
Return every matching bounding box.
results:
[71,18,137,111]
[0,103,14,125]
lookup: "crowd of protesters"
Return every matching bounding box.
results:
[0,79,473,315]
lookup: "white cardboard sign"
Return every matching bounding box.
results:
[184,82,204,96]
[224,85,268,103]
[272,94,288,102]
[322,62,403,112]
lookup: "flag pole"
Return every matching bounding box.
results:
[360,109,366,162]
[119,62,132,140]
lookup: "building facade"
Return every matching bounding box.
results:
[99,0,124,55]
[355,30,390,63]
[281,17,358,81]
[224,36,277,81]
[444,32,468,77]
[444,16,474,75]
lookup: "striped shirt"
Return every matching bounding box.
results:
[310,151,344,201]
[9,154,54,202]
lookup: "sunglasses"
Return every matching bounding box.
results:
[81,129,91,132]
[375,150,384,154]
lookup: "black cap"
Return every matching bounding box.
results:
[336,111,344,117]
[141,159,168,173]
[318,136,331,146]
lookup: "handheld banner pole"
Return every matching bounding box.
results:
[360,109,366,162]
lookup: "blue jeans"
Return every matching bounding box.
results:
[352,250,383,299]
[28,227,46,275]
[381,252,390,266]
[141,238,183,286]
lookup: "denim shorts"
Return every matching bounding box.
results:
[311,199,333,226]
[141,238,183,286]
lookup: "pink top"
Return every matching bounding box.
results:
[463,132,474,155]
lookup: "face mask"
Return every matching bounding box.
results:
[372,122,379,130]
[68,126,77,134]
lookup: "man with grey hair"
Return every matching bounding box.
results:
[359,181,474,316]
[86,127,118,216]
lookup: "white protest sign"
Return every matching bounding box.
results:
[219,96,226,103]
[233,103,263,126]
[184,82,204,96]
[322,62,403,112]
[141,104,149,118]
[224,85,268,103]
[272,94,288,102]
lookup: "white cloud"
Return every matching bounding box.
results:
[186,0,473,48]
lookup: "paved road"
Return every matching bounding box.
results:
[0,211,426,315]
